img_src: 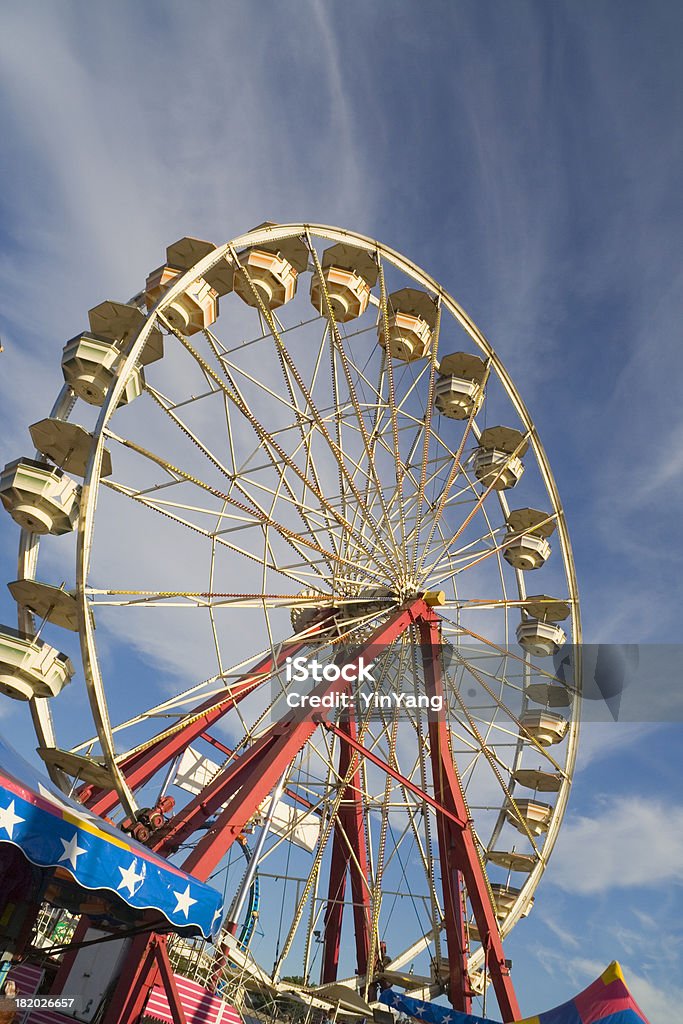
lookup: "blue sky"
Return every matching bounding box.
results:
[0,2,682,1020]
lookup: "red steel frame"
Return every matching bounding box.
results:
[320,702,372,984]
[419,613,519,1018]
[51,923,188,1024]
[169,602,424,878]
[65,599,520,1022]
[103,932,188,1024]
[79,635,313,816]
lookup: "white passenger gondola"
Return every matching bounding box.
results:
[505,798,554,836]
[7,580,79,632]
[519,709,569,746]
[0,459,79,535]
[29,419,112,479]
[87,300,164,365]
[145,266,218,335]
[378,287,438,362]
[0,625,74,700]
[487,850,536,872]
[516,595,570,656]
[233,227,308,311]
[61,333,144,406]
[310,242,377,322]
[434,352,487,419]
[512,768,563,792]
[474,426,527,490]
[503,507,555,570]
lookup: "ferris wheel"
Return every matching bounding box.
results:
[0,223,580,1019]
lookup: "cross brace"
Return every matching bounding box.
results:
[165,602,427,877]
[80,635,312,816]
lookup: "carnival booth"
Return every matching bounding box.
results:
[0,737,228,1023]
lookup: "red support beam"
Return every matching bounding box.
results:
[102,932,188,1024]
[151,726,281,856]
[321,721,466,829]
[82,636,311,816]
[321,706,372,983]
[199,731,233,755]
[321,822,348,983]
[59,601,520,1023]
[340,712,372,982]
[198,732,316,812]
[433,807,470,1011]
[419,612,520,1022]
[178,601,427,881]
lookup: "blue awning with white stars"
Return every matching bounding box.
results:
[0,737,223,941]
[379,989,493,1024]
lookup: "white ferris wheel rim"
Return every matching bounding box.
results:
[14,222,581,983]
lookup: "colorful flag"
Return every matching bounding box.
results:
[379,987,490,1024]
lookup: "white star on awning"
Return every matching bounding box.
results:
[173,883,198,919]
[117,859,145,897]
[0,799,24,839]
[58,832,87,870]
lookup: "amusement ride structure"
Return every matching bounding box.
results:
[0,223,580,1023]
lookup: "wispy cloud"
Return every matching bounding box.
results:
[0,1,376,344]
[547,794,683,894]
[623,968,683,1024]
[576,722,660,768]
